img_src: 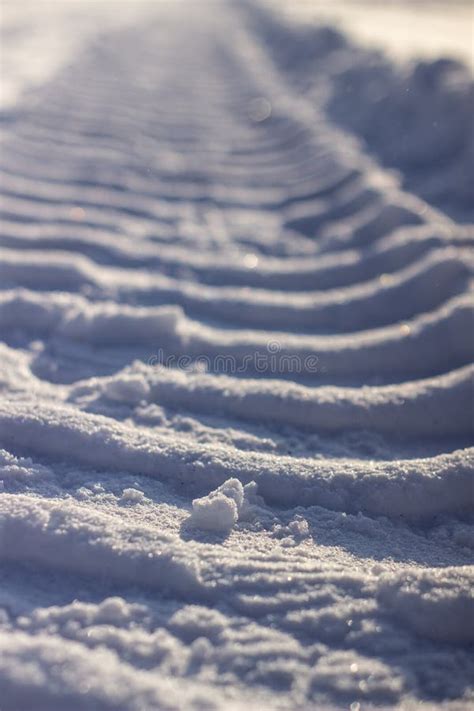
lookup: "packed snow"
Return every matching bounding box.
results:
[0,0,473,709]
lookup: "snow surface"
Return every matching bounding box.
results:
[0,0,473,709]
[268,0,474,72]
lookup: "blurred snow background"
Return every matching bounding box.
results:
[1,0,472,110]
[271,0,473,70]
[0,0,161,108]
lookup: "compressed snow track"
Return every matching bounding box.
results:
[0,1,473,709]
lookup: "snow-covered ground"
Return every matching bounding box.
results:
[270,0,474,70]
[0,1,473,709]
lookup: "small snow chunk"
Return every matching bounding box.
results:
[289,515,310,538]
[120,487,146,505]
[190,492,238,533]
[188,478,258,532]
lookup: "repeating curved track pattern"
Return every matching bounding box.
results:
[0,2,473,710]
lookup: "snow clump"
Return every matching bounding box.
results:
[189,478,252,533]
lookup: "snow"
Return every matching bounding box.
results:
[0,0,473,709]
[189,479,246,532]
[269,0,474,71]
[120,487,147,504]
[190,491,239,532]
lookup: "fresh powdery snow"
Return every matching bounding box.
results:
[0,0,473,709]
